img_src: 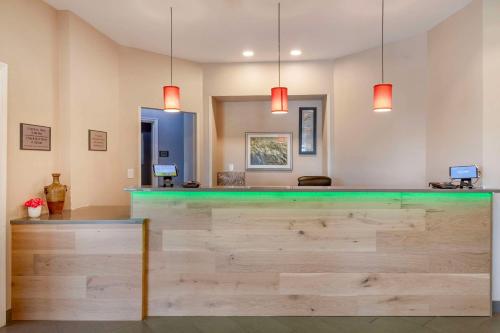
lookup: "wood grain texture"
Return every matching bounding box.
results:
[11,223,144,321]
[131,192,492,316]
[279,273,489,296]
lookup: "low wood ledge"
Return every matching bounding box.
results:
[10,205,146,321]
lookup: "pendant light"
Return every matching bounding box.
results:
[373,0,392,113]
[163,7,180,112]
[271,3,288,114]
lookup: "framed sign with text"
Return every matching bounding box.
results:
[20,123,51,151]
[88,130,107,151]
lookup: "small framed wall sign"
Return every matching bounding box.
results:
[299,107,317,155]
[20,123,51,151]
[88,130,107,151]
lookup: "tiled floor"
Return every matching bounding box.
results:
[1,316,500,333]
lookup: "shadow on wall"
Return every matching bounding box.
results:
[141,107,196,187]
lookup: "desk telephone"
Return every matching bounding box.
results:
[428,182,458,189]
[183,181,200,188]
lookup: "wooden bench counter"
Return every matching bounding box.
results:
[10,206,145,321]
[128,188,493,317]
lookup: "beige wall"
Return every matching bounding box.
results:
[118,46,203,199]
[426,0,483,182]
[0,3,204,212]
[482,0,500,188]
[214,99,324,186]
[59,11,121,209]
[482,0,500,303]
[0,0,486,208]
[334,0,484,187]
[333,34,428,187]
[0,62,7,327]
[0,0,60,313]
[58,13,205,208]
[202,60,335,185]
[0,0,204,312]
[0,0,59,219]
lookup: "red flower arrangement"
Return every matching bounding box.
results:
[24,198,45,208]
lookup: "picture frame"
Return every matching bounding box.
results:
[88,129,107,151]
[20,123,51,151]
[245,132,292,171]
[299,107,317,155]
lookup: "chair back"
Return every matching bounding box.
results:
[298,176,332,186]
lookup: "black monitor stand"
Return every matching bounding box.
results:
[459,178,473,189]
[162,176,174,188]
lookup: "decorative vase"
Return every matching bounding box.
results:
[27,206,42,218]
[44,173,67,214]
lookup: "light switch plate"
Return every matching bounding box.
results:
[127,168,134,179]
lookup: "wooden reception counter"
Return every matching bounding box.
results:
[128,187,493,317]
[10,206,145,321]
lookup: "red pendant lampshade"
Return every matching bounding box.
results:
[163,8,181,113]
[373,0,393,113]
[270,3,288,114]
[163,85,180,112]
[373,83,392,113]
[271,87,288,114]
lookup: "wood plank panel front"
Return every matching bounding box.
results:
[131,191,492,316]
[11,223,144,321]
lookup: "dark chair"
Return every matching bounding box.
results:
[298,176,332,186]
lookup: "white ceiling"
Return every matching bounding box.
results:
[44,0,472,63]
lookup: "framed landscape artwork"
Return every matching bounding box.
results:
[245,132,292,171]
[299,107,317,155]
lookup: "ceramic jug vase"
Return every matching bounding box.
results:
[44,173,67,214]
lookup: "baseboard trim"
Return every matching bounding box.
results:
[493,301,500,314]
[4,304,499,318]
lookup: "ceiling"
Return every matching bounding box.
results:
[44,0,472,63]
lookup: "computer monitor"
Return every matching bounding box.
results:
[153,165,178,187]
[153,164,178,177]
[449,165,478,189]
[449,165,478,180]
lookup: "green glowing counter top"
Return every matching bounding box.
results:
[125,185,498,193]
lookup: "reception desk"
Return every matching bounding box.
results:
[10,207,145,321]
[128,187,492,317]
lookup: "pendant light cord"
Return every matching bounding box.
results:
[278,2,281,87]
[381,0,384,83]
[170,6,173,86]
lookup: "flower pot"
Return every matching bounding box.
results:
[28,206,42,218]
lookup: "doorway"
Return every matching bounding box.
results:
[140,107,197,187]
[141,122,153,186]
[141,117,158,187]
[0,62,8,327]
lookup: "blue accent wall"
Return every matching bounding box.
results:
[141,108,195,186]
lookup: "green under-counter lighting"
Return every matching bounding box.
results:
[131,191,491,202]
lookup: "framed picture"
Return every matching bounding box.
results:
[20,123,51,151]
[245,132,292,171]
[88,130,107,151]
[299,107,317,155]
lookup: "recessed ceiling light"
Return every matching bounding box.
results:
[290,49,302,56]
[242,50,254,57]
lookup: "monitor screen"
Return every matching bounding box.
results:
[153,164,178,177]
[449,165,478,180]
